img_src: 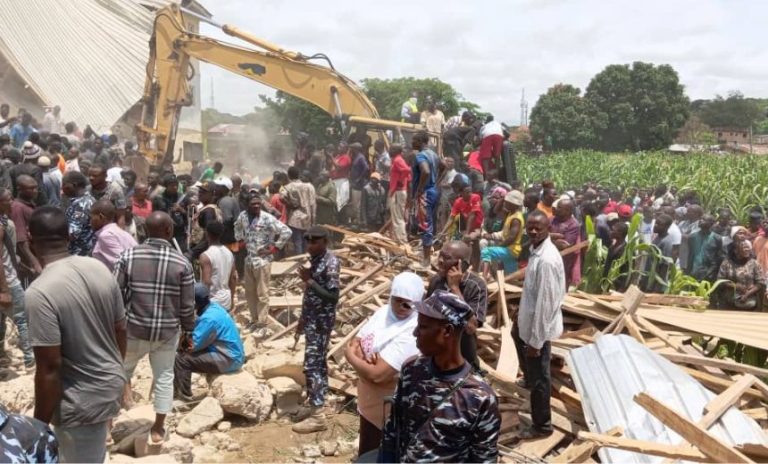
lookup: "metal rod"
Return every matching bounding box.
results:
[180,6,223,29]
[331,86,346,132]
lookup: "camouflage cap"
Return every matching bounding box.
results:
[417,290,473,328]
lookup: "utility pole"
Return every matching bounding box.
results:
[210,77,215,109]
[520,89,529,126]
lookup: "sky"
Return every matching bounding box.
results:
[197,0,767,125]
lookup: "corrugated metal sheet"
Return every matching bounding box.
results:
[569,334,768,463]
[0,0,154,132]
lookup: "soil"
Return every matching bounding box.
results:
[223,412,360,463]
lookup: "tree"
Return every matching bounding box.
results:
[585,62,689,151]
[259,91,338,146]
[697,91,763,129]
[529,84,597,151]
[675,115,716,146]
[360,77,482,121]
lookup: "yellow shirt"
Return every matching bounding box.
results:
[503,211,525,257]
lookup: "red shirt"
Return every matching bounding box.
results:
[131,198,153,219]
[389,154,412,195]
[10,199,34,243]
[451,193,484,231]
[330,153,351,179]
[270,193,287,223]
[467,151,483,173]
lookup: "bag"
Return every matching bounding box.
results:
[190,204,223,244]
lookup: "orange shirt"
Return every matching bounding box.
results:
[57,155,66,174]
[537,202,554,218]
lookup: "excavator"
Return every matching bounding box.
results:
[136,3,438,165]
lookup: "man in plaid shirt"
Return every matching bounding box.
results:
[113,211,195,446]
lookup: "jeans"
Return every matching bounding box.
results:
[290,227,305,255]
[55,420,108,463]
[174,351,231,397]
[124,334,179,415]
[513,325,552,432]
[0,284,33,365]
[480,246,519,274]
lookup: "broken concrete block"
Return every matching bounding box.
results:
[210,371,273,422]
[176,397,223,438]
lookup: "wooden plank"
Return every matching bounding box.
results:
[633,314,687,353]
[268,295,303,308]
[577,432,709,462]
[513,429,565,458]
[505,241,589,282]
[345,280,390,307]
[552,427,622,464]
[742,406,768,420]
[270,260,301,276]
[266,320,298,342]
[327,376,357,397]
[659,353,768,378]
[700,374,756,428]
[495,271,518,379]
[623,314,645,343]
[683,367,764,400]
[633,392,754,463]
[338,263,385,299]
[610,285,645,334]
[327,318,369,363]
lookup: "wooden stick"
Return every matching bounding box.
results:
[577,431,709,462]
[700,374,756,428]
[495,270,518,379]
[327,318,369,363]
[633,392,754,463]
[633,314,687,353]
[658,352,768,378]
[505,240,589,282]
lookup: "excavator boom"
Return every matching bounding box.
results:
[137,4,380,164]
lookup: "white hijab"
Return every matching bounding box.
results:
[359,272,425,353]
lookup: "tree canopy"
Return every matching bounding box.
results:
[695,91,764,129]
[529,84,597,151]
[360,77,482,121]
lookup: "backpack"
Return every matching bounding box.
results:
[190,204,223,245]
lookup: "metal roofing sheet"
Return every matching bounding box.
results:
[568,334,767,463]
[0,0,154,132]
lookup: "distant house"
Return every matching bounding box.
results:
[712,127,749,145]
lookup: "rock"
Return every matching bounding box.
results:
[192,445,225,463]
[111,404,155,444]
[336,438,358,456]
[321,440,338,456]
[160,434,194,463]
[210,371,273,422]
[267,377,303,417]
[242,336,258,361]
[226,442,241,452]
[247,351,305,385]
[302,444,322,459]
[176,397,224,438]
[0,375,34,413]
[216,421,231,433]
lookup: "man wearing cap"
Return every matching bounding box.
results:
[514,210,565,439]
[361,172,386,231]
[293,225,340,434]
[11,142,47,206]
[174,283,244,401]
[234,194,291,334]
[480,190,525,280]
[379,290,500,462]
[280,166,316,255]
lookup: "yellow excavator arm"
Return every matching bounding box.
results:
[137,3,380,164]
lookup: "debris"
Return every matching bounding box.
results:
[210,371,273,422]
[267,376,303,417]
[216,421,232,433]
[176,397,224,438]
[302,444,323,458]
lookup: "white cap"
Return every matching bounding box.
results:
[214,176,233,190]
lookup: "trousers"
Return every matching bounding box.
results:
[174,350,231,397]
[124,333,179,415]
[303,311,335,407]
[55,420,108,463]
[290,227,305,255]
[388,190,407,244]
[513,325,552,432]
[244,262,271,325]
[0,284,33,365]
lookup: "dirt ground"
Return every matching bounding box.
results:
[223,412,360,463]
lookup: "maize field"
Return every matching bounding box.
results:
[517,150,768,222]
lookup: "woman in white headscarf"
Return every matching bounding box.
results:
[344,271,424,458]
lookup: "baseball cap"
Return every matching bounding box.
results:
[416,290,473,328]
[214,176,233,190]
[504,190,524,206]
[303,225,329,240]
[617,204,633,218]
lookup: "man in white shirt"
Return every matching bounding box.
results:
[514,210,565,439]
[41,106,62,134]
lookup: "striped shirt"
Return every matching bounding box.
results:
[113,238,195,342]
[518,236,565,349]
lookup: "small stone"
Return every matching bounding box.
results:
[226,442,241,452]
[302,444,322,459]
[216,421,231,433]
[320,440,338,456]
[176,397,224,438]
[336,438,358,455]
[160,434,194,463]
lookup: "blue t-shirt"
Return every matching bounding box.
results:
[192,302,245,371]
[411,149,438,194]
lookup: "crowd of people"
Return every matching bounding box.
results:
[1,97,765,464]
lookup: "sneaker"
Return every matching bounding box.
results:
[291,412,327,434]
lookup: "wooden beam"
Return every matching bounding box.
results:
[327,318,369,363]
[659,352,768,378]
[700,374,756,428]
[683,367,764,400]
[495,270,519,379]
[514,429,565,458]
[633,314,687,353]
[633,392,754,463]
[623,314,645,343]
[552,427,623,464]
[338,263,385,299]
[505,241,588,282]
[344,280,390,307]
[577,431,709,462]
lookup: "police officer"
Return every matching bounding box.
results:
[293,225,340,433]
[379,290,501,463]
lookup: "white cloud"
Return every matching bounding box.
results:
[197,0,768,124]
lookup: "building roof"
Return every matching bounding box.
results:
[0,0,210,134]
